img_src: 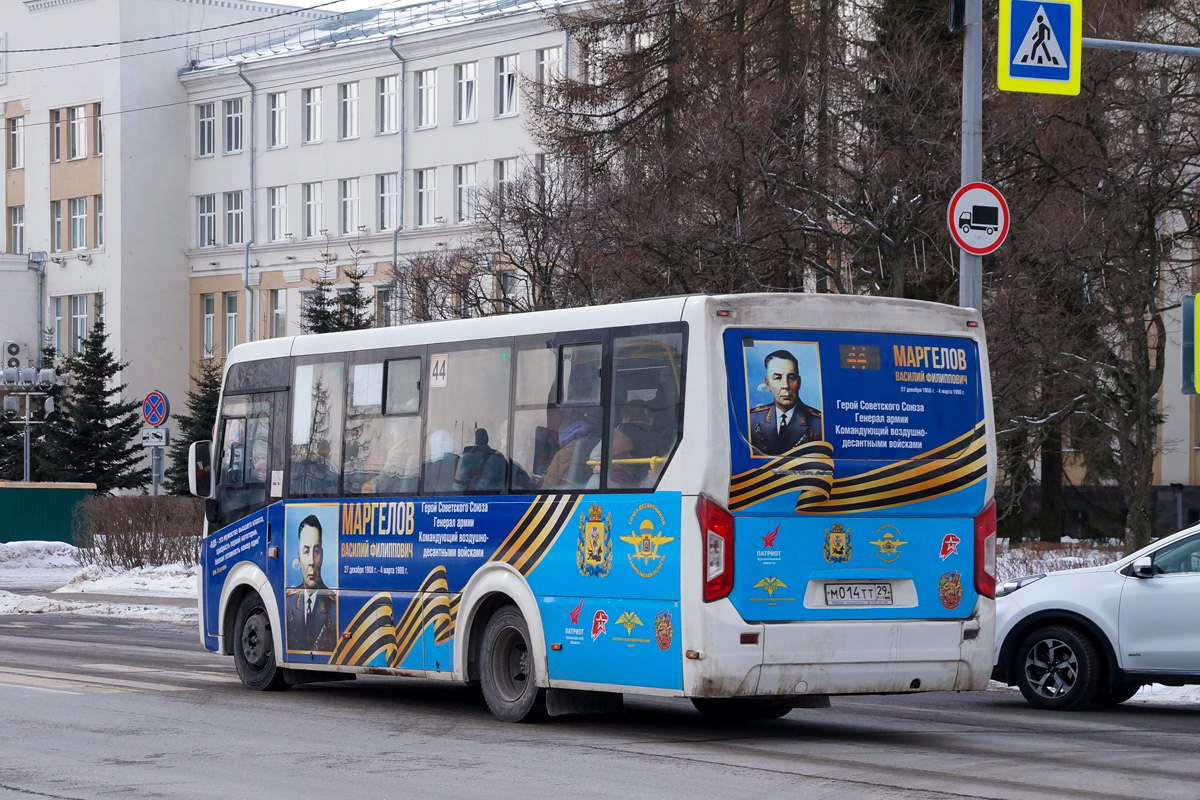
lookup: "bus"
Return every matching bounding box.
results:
[189,292,996,722]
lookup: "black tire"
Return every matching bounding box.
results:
[232,593,287,691]
[985,226,996,235]
[480,605,547,723]
[1093,683,1141,706]
[961,223,972,235]
[1014,625,1100,710]
[691,698,794,722]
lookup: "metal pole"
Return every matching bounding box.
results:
[22,396,31,483]
[959,0,983,311]
[152,447,162,497]
[1083,38,1200,60]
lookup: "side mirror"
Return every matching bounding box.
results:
[1132,555,1154,579]
[189,440,214,498]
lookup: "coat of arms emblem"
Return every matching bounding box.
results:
[577,504,613,577]
[824,523,852,563]
[618,514,675,578]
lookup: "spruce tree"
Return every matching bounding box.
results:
[40,318,149,493]
[301,262,375,334]
[164,358,223,495]
[300,265,341,334]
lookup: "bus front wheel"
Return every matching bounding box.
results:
[691,698,794,722]
[232,592,287,691]
[480,605,547,723]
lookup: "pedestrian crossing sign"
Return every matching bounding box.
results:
[998,0,1081,95]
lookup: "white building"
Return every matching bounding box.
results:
[1,0,332,433]
[179,0,568,361]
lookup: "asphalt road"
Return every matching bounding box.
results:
[0,614,1196,800]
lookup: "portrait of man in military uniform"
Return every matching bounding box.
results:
[285,510,339,654]
[748,348,823,457]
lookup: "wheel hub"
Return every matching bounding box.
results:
[1024,637,1078,698]
[241,613,271,668]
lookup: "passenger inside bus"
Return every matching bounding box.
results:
[423,429,459,492]
[456,428,507,492]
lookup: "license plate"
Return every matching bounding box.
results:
[824,582,893,606]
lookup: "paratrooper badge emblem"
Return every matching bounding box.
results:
[577,504,613,577]
[824,523,852,563]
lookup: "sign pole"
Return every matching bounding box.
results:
[959,0,983,311]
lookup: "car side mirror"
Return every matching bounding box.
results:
[189,440,214,498]
[1131,555,1154,578]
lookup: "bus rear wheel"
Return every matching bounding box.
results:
[480,605,547,723]
[691,698,794,722]
[232,592,287,691]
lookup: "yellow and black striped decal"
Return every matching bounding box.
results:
[730,423,986,514]
[330,494,582,668]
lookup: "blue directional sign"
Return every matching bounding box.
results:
[998,0,1081,95]
[142,390,170,427]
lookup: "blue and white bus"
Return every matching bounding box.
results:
[190,292,996,721]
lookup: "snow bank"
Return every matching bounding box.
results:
[54,562,198,598]
[0,589,197,625]
[0,540,81,589]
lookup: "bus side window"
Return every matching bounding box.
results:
[512,347,557,489]
[343,359,423,496]
[290,359,346,497]
[606,332,684,490]
[422,346,512,494]
[214,394,274,528]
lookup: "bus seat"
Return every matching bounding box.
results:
[566,435,601,488]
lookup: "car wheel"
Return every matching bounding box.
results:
[480,605,547,723]
[1014,624,1100,710]
[233,593,288,691]
[691,698,794,722]
[961,223,972,235]
[1093,683,1141,706]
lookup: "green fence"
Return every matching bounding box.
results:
[0,482,96,544]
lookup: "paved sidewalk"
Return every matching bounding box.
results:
[7,588,196,608]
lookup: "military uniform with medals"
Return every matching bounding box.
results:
[750,402,822,456]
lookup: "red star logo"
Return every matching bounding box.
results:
[569,598,584,625]
[762,525,779,548]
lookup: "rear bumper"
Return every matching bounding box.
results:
[685,599,994,697]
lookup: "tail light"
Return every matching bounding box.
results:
[697,495,735,602]
[974,500,997,599]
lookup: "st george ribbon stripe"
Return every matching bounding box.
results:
[729,423,987,513]
[332,494,582,668]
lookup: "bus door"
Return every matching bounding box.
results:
[208,390,288,641]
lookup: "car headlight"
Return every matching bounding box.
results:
[995,573,1046,598]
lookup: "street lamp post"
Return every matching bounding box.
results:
[2,367,58,482]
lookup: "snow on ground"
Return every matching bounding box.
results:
[0,541,79,589]
[0,589,196,625]
[53,562,197,598]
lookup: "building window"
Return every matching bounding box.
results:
[303,182,322,239]
[69,106,88,159]
[496,157,517,197]
[375,287,397,327]
[268,93,287,148]
[53,297,64,357]
[70,294,87,356]
[378,172,399,230]
[497,55,518,116]
[268,187,288,241]
[50,110,61,162]
[70,197,87,250]
[197,195,216,248]
[7,117,24,169]
[95,195,104,248]
[51,200,62,252]
[416,69,436,128]
[303,87,322,144]
[225,191,244,245]
[455,164,477,223]
[340,178,361,235]
[225,292,238,356]
[378,75,399,134]
[225,98,243,153]
[537,47,563,87]
[455,62,477,122]
[8,206,24,255]
[416,169,436,228]
[272,289,287,338]
[339,82,359,140]
[499,270,517,311]
[93,103,103,155]
[202,294,215,358]
[197,103,215,157]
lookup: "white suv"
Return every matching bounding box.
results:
[993,527,1200,709]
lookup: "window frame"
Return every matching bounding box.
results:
[496,55,519,117]
[8,205,24,255]
[339,82,359,140]
[69,197,87,250]
[377,75,399,134]
[415,69,437,128]
[198,194,217,248]
[267,92,287,148]
[416,168,436,228]
[339,177,361,235]
[303,87,323,144]
[7,117,25,169]
[224,98,244,153]
[455,163,477,224]
[225,191,244,245]
[68,105,88,159]
[197,103,215,157]
[455,62,478,123]
[268,186,288,242]
[378,172,400,230]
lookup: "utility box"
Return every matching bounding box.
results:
[0,482,96,544]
